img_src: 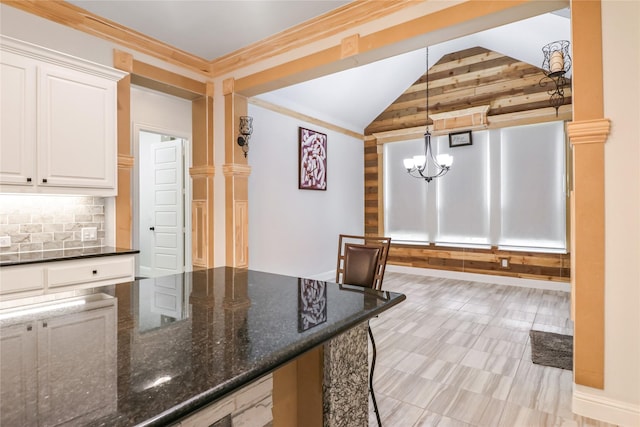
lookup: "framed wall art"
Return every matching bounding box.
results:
[449,130,473,147]
[299,127,327,190]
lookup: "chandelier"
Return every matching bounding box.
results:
[403,47,453,182]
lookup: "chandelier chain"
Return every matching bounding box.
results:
[425,46,429,128]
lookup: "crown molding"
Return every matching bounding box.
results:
[2,0,211,76]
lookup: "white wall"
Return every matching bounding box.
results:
[573,1,640,425]
[247,105,364,279]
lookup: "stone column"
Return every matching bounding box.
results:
[323,322,369,427]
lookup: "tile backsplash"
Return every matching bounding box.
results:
[0,195,105,253]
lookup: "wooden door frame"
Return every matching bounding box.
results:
[113,51,215,269]
[132,123,192,276]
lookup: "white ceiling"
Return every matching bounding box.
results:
[67,0,350,60]
[66,1,570,133]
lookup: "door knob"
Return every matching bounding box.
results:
[150,227,155,231]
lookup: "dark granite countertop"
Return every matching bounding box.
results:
[0,267,405,426]
[0,246,139,267]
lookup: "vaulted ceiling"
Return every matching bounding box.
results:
[365,46,572,135]
[50,1,571,134]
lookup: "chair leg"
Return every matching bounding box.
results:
[368,325,382,427]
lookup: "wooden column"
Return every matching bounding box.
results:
[222,79,250,268]
[190,83,215,268]
[114,50,133,249]
[569,0,610,389]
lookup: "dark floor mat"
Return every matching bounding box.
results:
[529,330,573,370]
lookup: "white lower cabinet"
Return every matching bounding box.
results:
[0,263,45,296]
[0,322,38,426]
[0,254,135,300]
[46,256,135,289]
[0,297,116,427]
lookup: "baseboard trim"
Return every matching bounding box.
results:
[307,269,335,281]
[573,389,640,427]
[385,265,571,292]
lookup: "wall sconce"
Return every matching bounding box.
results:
[540,40,572,116]
[237,116,253,157]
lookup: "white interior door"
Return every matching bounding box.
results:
[139,136,184,277]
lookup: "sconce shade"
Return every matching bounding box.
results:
[237,116,253,157]
[239,116,253,135]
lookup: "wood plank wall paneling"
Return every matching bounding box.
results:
[364,139,379,236]
[365,47,571,135]
[366,46,572,282]
[389,244,570,282]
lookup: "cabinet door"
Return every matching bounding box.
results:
[0,51,36,186]
[0,322,38,426]
[37,306,117,427]
[38,63,116,191]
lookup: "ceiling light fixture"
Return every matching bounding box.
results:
[237,116,253,157]
[540,40,572,116]
[403,47,453,183]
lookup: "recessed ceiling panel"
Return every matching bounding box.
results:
[67,0,350,59]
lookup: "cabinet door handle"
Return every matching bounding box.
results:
[27,325,32,331]
[92,269,98,275]
[42,178,48,183]
[149,227,155,231]
[26,177,32,183]
[42,322,48,328]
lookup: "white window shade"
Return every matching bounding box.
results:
[384,140,430,242]
[499,122,566,251]
[435,132,491,246]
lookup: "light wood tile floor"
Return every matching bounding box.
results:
[368,272,617,427]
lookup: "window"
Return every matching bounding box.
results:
[499,122,566,251]
[435,131,491,247]
[384,139,431,242]
[383,121,567,253]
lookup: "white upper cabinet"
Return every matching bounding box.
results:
[0,36,127,196]
[0,51,37,186]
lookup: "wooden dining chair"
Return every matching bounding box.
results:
[336,234,391,291]
[335,234,391,427]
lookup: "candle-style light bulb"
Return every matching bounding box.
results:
[550,50,564,74]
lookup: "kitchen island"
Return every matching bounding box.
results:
[0,267,405,426]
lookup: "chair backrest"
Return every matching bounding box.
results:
[336,234,391,291]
